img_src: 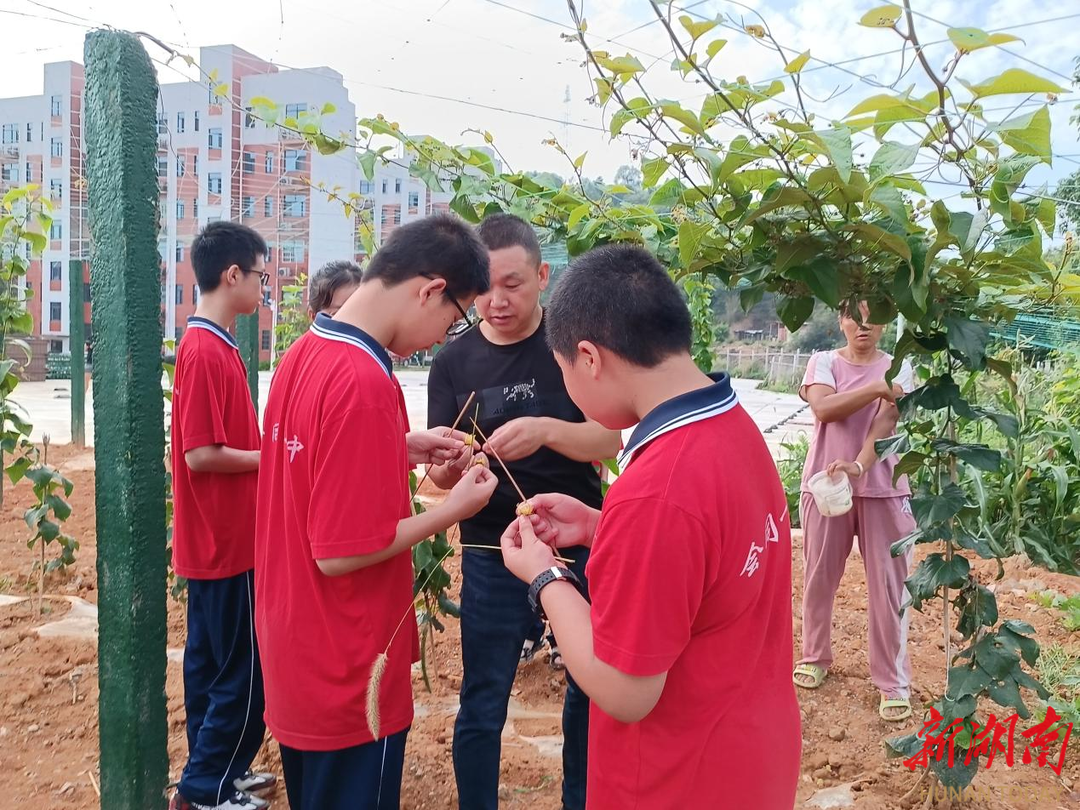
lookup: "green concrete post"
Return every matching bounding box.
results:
[236,312,259,409]
[84,31,168,810]
[69,259,85,446]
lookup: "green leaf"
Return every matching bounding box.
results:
[944,315,990,369]
[868,184,908,226]
[946,209,988,256]
[706,39,728,58]
[38,518,60,542]
[816,125,853,183]
[784,50,811,74]
[658,102,706,136]
[991,106,1051,163]
[998,621,1039,666]
[678,220,710,267]
[893,451,930,483]
[955,584,998,638]
[930,439,1001,472]
[5,455,32,485]
[742,186,815,225]
[907,552,970,610]
[777,296,815,331]
[868,141,920,181]
[987,676,1028,718]
[843,222,912,262]
[567,203,590,232]
[965,68,1065,98]
[947,28,1023,52]
[875,434,909,459]
[641,157,669,188]
[573,151,587,170]
[791,258,840,308]
[596,54,645,76]
[679,14,718,40]
[649,177,685,208]
[947,665,991,699]
[859,5,902,27]
[45,493,72,521]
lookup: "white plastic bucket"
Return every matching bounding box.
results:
[808,471,853,517]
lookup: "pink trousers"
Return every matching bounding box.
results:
[798,494,916,698]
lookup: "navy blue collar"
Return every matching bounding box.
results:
[617,373,739,469]
[187,316,238,349]
[310,313,393,378]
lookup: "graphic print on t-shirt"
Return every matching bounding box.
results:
[466,378,579,425]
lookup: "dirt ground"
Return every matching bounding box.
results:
[1,444,1078,809]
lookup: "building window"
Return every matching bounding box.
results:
[50,138,62,158]
[1,164,18,183]
[208,173,222,194]
[245,107,257,128]
[84,284,91,303]
[261,330,271,351]
[193,198,198,219]
[50,221,62,240]
[283,149,305,172]
[175,284,183,304]
[393,208,401,225]
[176,112,185,133]
[281,241,304,263]
[25,123,32,142]
[264,197,274,217]
[157,155,168,177]
[25,162,33,182]
[285,103,307,119]
[243,196,255,218]
[50,261,62,281]
[50,302,61,321]
[266,246,274,262]
[359,180,374,195]
[192,154,199,177]
[284,195,306,217]
[208,127,222,149]
[408,191,419,212]
[176,200,185,220]
[50,95,61,117]
[50,179,62,200]
[176,244,184,262]
[381,179,387,194]
[395,179,402,194]
[242,151,255,174]
[50,339,64,353]
[265,152,274,173]
[1,124,17,144]
[176,155,186,177]
[156,114,167,135]
[192,284,199,304]
[194,110,200,131]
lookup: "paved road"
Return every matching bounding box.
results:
[21,370,811,458]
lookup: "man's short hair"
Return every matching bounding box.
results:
[364,214,490,299]
[191,221,268,293]
[477,213,541,267]
[545,244,691,368]
[308,260,363,314]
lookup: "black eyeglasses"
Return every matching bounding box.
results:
[259,271,270,286]
[421,273,475,336]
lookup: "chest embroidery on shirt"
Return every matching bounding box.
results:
[285,435,304,462]
[741,513,780,578]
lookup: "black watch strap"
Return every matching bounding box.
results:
[528,566,582,620]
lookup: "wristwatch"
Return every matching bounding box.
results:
[528,566,583,620]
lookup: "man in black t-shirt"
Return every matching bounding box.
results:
[428,214,620,810]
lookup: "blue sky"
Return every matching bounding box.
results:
[2,1,1077,199]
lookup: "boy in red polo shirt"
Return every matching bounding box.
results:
[170,222,274,810]
[255,215,498,810]
[500,245,801,810]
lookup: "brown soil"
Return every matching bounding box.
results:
[1,444,1078,809]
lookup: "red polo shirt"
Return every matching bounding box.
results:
[585,375,801,810]
[170,317,260,580]
[255,314,418,751]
